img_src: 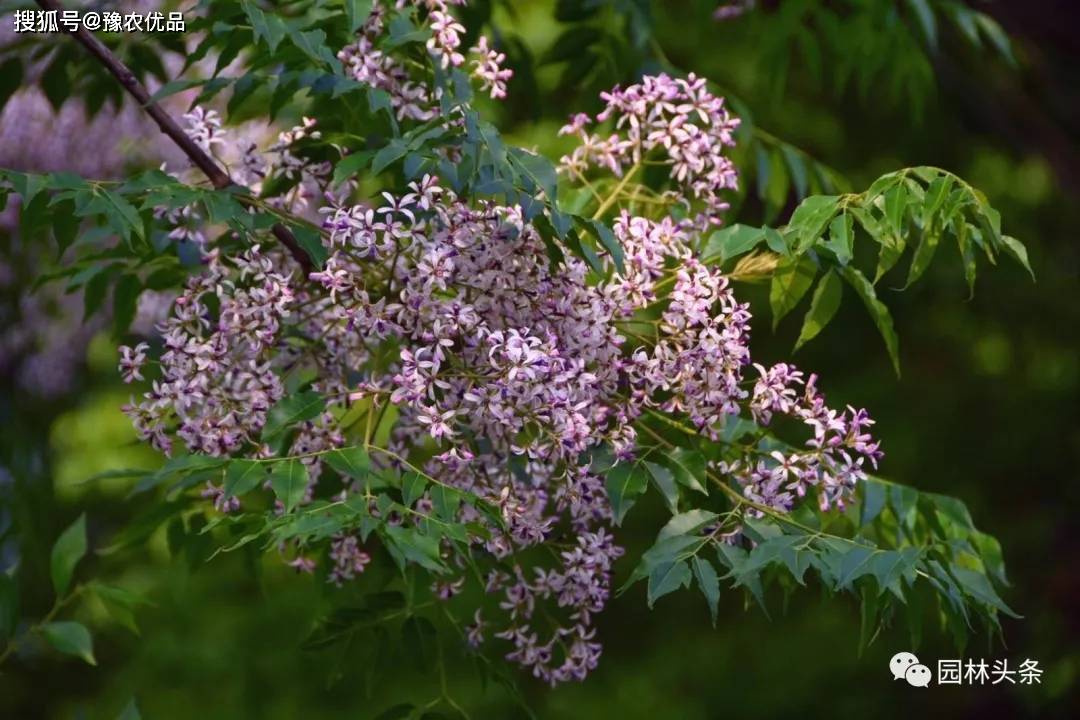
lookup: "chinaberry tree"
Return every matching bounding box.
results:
[0,0,1032,711]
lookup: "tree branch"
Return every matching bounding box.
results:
[35,0,314,274]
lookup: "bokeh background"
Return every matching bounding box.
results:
[1,1,1077,718]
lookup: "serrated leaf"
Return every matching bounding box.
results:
[262,391,324,441]
[270,459,308,512]
[836,546,876,589]
[51,514,87,596]
[953,567,1020,618]
[691,556,720,625]
[605,463,648,525]
[42,621,96,665]
[657,509,718,542]
[643,461,679,514]
[372,139,408,175]
[346,0,375,32]
[324,446,371,478]
[794,269,842,350]
[665,448,708,496]
[112,273,141,337]
[401,472,427,508]
[859,479,887,527]
[646,560,692,607]
[223,460,265,497]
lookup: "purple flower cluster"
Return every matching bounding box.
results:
[338,1,512,119]
[120,246,293,456]
[559,73,741,227]
[115,9,882,683]
[722,367,883,514]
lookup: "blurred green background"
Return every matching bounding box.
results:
[1,1,1077,718]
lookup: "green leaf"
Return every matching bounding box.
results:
[643,461,679,514]
[691,556,720,625]
[974,12,1016,66]
[51,514,87,596]
[262,391,324,441]
[904,226,942,289]
[953,567,1020,618]
[921,175,953,229]
[112,273,142,337]
[1001,235,1034,281]
[401,616,438,672]
[836,546,875,589]
[794,269,842,351]
[223,460,265,497]
[270,460,308,513]
[703,224,765,263]
[841,266,900,376]
[715,543,768,614]
[324,446,371,478]
[332,151,372,187]
[906,0,937,48]
[372,139,409,175]
[605,463,648,525]
[286,27,340,70]
[401,472,427,508]
[955,220,977,297]
[41,621,96,665]
[786,195,838,253]
[585,219,624,275]
[346,0,375,32]
[823,212,854,265]
[383,526,446,573]
[770,254,817,329]
[647,560,692,608]
[657,509,718,542]
[859,479,887,527]
[667,448,708,495]
[430,484,462,520]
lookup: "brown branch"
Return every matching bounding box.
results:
[35,0,314,274]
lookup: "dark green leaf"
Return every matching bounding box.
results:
[647,560,692,607]
[657,509,718,542]
[270,459,308,513]
[51,514,87,596]
[262,391,324,441]
[667,448,708,495]
[324,446,371,479]
[794,269,842,350]
[643,461,679,514]
[112,273,142,337]
[691,556,720,625]
[42,621,96,665]
[223,460,265,497]
[401,472,427,508]
[605,463,648,525]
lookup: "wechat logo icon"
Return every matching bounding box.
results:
[890,651,933,687]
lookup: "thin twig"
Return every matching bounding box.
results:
[35,0,313,274]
